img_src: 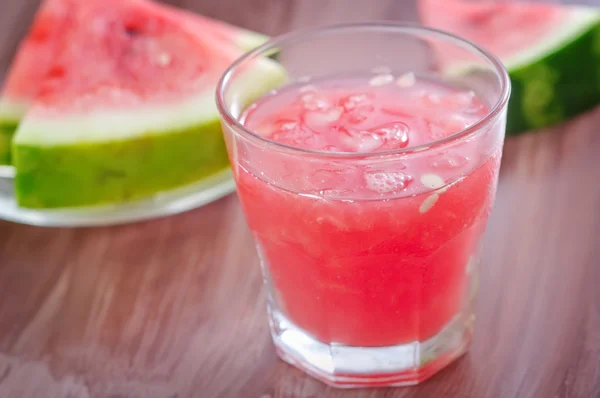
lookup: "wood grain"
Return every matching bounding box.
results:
[1,0,600,397]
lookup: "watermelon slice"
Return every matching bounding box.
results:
[0,0,269,166]
[10,0,286,208]
[419,0,600,135]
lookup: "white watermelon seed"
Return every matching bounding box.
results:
[369,74,394,87]
[396,72,416,88]
[420,193,439,214]
[157,52,172,66]
[420,173,445,189]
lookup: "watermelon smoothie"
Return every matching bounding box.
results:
[239,75,496,346]
[217,24,510,387]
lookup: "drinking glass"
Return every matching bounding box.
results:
[216,23,510,388]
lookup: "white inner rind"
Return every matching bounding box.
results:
[503,7,600,70]
[14,58,288,146]
[15,90,218,145]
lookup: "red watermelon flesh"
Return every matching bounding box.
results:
[31,0,237,117]
[0,0,74,112]
[419,0,563,60]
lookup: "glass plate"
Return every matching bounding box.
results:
[0,165,235,227]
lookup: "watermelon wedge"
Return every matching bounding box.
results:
[0,0,269,166]
[419,0,600,135]
[10,0,286,208]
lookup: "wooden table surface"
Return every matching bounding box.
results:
[1,1,600,397]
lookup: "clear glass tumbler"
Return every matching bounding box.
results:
[216,23,510,388]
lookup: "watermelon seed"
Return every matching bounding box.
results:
[419,193,439,214]
[124,24,140,37]
[420,173,445,189]
[157,52,172,66]
[396,72,416,88]
[369,74,394,87]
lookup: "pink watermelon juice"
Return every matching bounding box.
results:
[236,73,501,347]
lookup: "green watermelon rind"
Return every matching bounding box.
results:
[13,60,288,209]
[506,7,600,134]
[13,118,228,208]
[0,123,16,164]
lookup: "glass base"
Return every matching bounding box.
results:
[270,310,473,388]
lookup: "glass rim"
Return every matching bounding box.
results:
[216,22,511,158]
